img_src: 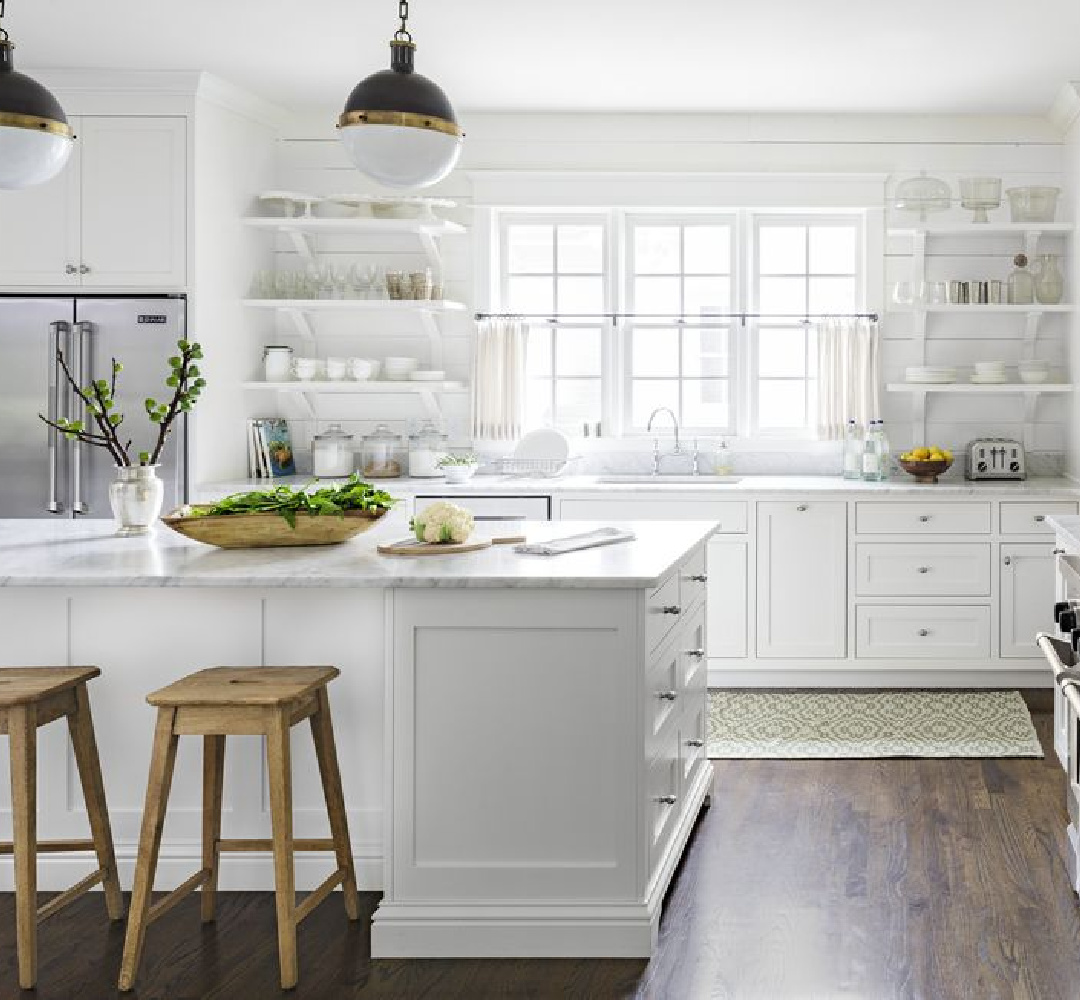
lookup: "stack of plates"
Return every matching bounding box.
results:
[971,361,1007,384]
[906,366,957,384]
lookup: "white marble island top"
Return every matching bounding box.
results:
[0,519,714,590]
[1047,516,1080,551]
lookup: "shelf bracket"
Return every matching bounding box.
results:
[418,231,443,277]
[418,389,441,422]
[418,309,444,368]
[275,387,316,420]
[282,307,316,343]
[1021,311,1041,361]
[283,228,316,265]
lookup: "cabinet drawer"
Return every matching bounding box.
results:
[856,605,990,659]
[647,730,681,872]
[646,573,683,652]
[679,698,708,786]
[999,501,1078,536]
[558,498,747,533]
[856,544,991,596]
[678,545,709,611]
[645,642,681,751]
[855,502,991,535]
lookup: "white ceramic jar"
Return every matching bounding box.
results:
[263,346,293,382]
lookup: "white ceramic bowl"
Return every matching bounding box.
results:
[442,463,479,484]
[384,357,419,381]
[1019,370,1050,383]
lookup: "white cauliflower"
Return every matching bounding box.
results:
[413,501,474,544]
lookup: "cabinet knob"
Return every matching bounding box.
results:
[655,795,677,806]
[687,573,708,583]
[1003,555,1012,566]
[919,514,931,522]
[918,628,930,637]
[661,605,682,616]
[796,504,808,512]
[65,264,77,275]
[78,264,90,275]
[917,566,930,574]
[657,690,678,702]
[685,648,706,660]
[685,739,705,748]
[1035,515,1046,522]
[1054,548,1066,556]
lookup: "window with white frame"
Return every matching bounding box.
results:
[490,209,863,438]
[499,216,608,431]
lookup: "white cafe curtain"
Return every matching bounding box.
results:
[471,317,528,441]
[815,317,881,440]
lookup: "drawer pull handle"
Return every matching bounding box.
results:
[1003,555,1012,566]
[657,690,678,702]
[655,795,677,806]
[688,573,708,583]
[796,504,808,512]
[79,264,90,275]
[661,605,682,616]
[918,629,930,637]
[686,648,706,660]
[919,514,931,522]
[917,566,930,574]
[65,264,78,275]
[685,739,705,748]
[1035,515,1046,522]
[1054,548,1066,556]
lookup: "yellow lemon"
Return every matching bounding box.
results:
[912,447,931,460]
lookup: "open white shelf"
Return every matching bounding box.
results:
[243,298,466,312]
[243,379,467,421]
[243,216,466,238]
[888,223,1073,237]
[888,303,1071,315]
[887,383,1072,394]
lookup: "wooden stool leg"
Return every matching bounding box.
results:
[118,708,179,993]
[309,689,360,920]
[267,709,298,990]
[68,683,124,921]
[9,705,37,990]
[201,735,226,923]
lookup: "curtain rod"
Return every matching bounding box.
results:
[474,311,879,325]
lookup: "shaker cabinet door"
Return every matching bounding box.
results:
[1000,543,1057,659]
[79,117,187,288]
[756,500,847,659]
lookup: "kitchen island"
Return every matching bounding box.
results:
[0,517,714,957]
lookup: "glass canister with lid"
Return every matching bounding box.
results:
[408,421,449,478]
[311,424,355,478]
[361,423,404,479]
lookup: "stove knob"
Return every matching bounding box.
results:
[977,461,988,472]
[1071,628,1080,653]
[1062,610,1078,633]
[1009,461,1020,472]
[1057,601,1074,624]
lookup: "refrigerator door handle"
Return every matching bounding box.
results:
[71,321,94,515]
[46,321,70,514]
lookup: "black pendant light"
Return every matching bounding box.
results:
[0,0,74,190]
[337,0,463,189]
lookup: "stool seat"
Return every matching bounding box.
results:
[147,665,339,707]
[0,666,100,708]
[120,664,359,992]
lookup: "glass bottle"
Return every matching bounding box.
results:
[1007,253,1035,305]
[843,419,863,480]
[877,420,891,479]
[714,438,733,476]
[1034,253,1065,305]
[862,420,886,482]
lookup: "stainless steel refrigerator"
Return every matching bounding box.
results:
[0,296,188,518]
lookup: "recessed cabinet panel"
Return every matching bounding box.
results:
[856,605,990,659]
[856,544,991,597]
[999,502,1079,537]
[1000,543,1057,659]
[707,539,747,659]
[756,501,847,659]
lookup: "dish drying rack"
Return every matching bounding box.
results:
[495,457,571,478]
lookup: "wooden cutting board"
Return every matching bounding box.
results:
[377,534,525,556]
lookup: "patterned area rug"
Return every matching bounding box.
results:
[707,690,1043,759]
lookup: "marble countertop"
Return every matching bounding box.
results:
[196,474,1080,500]
[0,519,715,590]
[1047,516,1080,550]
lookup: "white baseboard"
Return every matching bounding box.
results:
[708,665,1051,688]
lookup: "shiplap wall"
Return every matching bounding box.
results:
[249,112,1070,478]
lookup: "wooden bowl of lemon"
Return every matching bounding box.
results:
[898,446,953,484]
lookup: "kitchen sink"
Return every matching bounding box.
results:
[596,475,743,485]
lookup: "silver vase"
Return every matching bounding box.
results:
[108,465,164,537]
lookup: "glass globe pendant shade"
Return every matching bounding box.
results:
[0,40,73,190]
[338,39,463,190]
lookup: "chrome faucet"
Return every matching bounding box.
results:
[647,407,682,475]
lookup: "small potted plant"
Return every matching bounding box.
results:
[39,338,205,535]
[437,452,479,484]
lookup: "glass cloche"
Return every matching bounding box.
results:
[893,171,952,221]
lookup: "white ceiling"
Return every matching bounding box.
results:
[7,0,1080,116]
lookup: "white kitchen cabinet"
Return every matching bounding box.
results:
[557,497,747,532]
[706,538,748,659]
[1000,543,1058,659]
[756,500,847,659]
[0,116,186,289]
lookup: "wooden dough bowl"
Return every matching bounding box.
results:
[161,507,388,548]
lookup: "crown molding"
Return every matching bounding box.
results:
[1048,82,1080,136]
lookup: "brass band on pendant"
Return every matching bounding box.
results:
[336,109,463,138]
[0,111,74,138]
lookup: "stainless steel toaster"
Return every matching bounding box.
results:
[964,438,1026,480]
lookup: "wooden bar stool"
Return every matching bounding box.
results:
[118,666,359,992]
[0,666,124,990]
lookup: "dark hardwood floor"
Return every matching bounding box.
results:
[3,709,1080,999]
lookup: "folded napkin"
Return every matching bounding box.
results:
[514,527,636,556]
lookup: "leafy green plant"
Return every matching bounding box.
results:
[188,476,397,529]
[39,338,205,466]
[437,452,478,467]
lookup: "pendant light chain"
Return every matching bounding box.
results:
[394,0,412,42]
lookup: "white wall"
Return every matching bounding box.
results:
[1062,87,1080,480]
[252,111,1069,478]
